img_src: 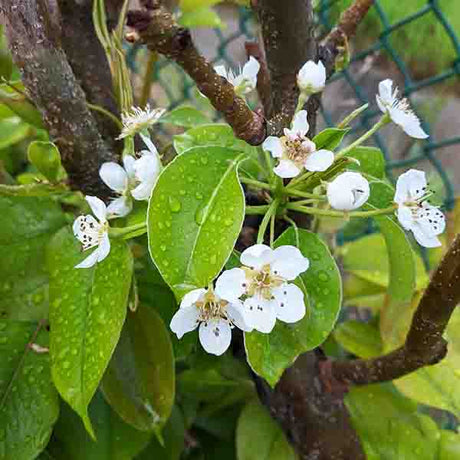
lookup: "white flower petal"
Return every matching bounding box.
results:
[397,112,428,139]
[394,169,427,204]
[99,162,128,193]
[106,196,132,218]
[180,288,207,308]
[227,301,252,332]
[411,224,442,248]
[378,79,394,105]
[123,156,136,179]
[134,153,161,184]
[85,196,107,222]
[97,233,110,262]
[327,172,370,211]
[272,284,306,323]
[240,244,273,269]
[215,268,247,302]
[304,149,334,172]
[199,319,232,356]
[140,133,159,156]
[242,56,260,80]
[75,248,100,269]
[131,181,154,201]
[215,65,229,81]
[243,296,277,333]
[73,215,99,241]
[396,205,415,231]
[262,136,283,158]
[290,110,309,138]
[274,159,302,178]
[271,245,309,280]
[297,60,326,94]
[418,202,446,235]
[170,306,200,339]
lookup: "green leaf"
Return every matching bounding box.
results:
[159,106,210,128]
[244,228,342,386]
[394,307,460,419]
[0,196,66,321]
[0,183,68,197]
[346,384,441,459]
[101,305,175,433]
[346,146,386,178]
[0,117,29,149]
[438,430,460,459]
[49,392,151,460]
[47,228,133,437]
[0,320,59,460]
[312,127,349,151]
[135,406,185,460]
[0,83,44,129]
[333,320,382,358]
[236,400,296,460]
[178,7,223,28]
[28,141,62,182]
[180,0,221,11]
[148,146,245,298]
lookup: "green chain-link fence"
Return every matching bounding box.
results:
[128,1,460,210]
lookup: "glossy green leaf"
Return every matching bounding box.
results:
[0,117,29,149]
[0,196,66,320]
[159,106,209,128]
[48,228,133,436]
[101,305,175,433]
[148,146,245,298]
[136,406,185,460]
[244,228,342,386]
[28,141,62,182]
[346,146,386,178]
[0,320,59,460]
[178,7,223,28]
[236,400,296,460]
[438,430,460,459]
[367,179,418,350]
[312,127,349,151]
[0,183,68,197]
[394,307,460,419]
[333,320,382,358]
[180,0,221,11]
[49,392,151,460]
[346,384,441,459]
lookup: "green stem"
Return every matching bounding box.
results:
[87,103,122,129]
[240,176,273,191]
[246,205,270,215]
[285,189,325,199]
[335,114,390,160]
[270,213,275,247]
[287,170,312,188]
[295,92,308,112]
[109,222,147,239]
[263,148,275,184]
[284,215,300,247]
[257,199,280,244]
[287,203,396,218]
[292,198,323,206]
[337,103,369,129]
[139,50,157,107]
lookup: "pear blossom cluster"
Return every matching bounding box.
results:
[170,244,310,355]
[214,56,260,97]
[72,108,163,268]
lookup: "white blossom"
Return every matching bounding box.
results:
[297,60,326,95]
[394,169,445,247]
[170,286,251,356]
[99,134,161,217]
[73,196,110,269]
[118,104,165,139]
[214,56,260,96]
[216,244,309,334]
[376,79,428,139]
[327,172,370,211]
[262,110,334,178]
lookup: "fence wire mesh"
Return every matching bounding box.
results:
[127,0,460,210]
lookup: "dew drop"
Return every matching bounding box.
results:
[168,196,181,213]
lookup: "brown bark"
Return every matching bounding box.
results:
[1,0,114,196]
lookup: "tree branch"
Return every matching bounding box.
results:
[1,0,114,196]
[58,0,121,152]
[255,0,315,136]
[126,0,265,145]
[330,233,460,385]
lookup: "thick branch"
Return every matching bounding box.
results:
[256,0,315,136]
[126,1,265,145]
[331,233,460,385]
[1,0,114,196]
[58,0,121,152]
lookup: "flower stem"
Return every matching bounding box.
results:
[246,205,270,215]
[257,199,280,244]
[109,222,147,239]
[285,188,325,200]
[337,103,369,129]
[87,103,122,129]
[335,114,390,160]
[284,215,300,247]
[270,213,276,247]
[239,176,273,191]
[287,203,396,218]
[287,170,313,188]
